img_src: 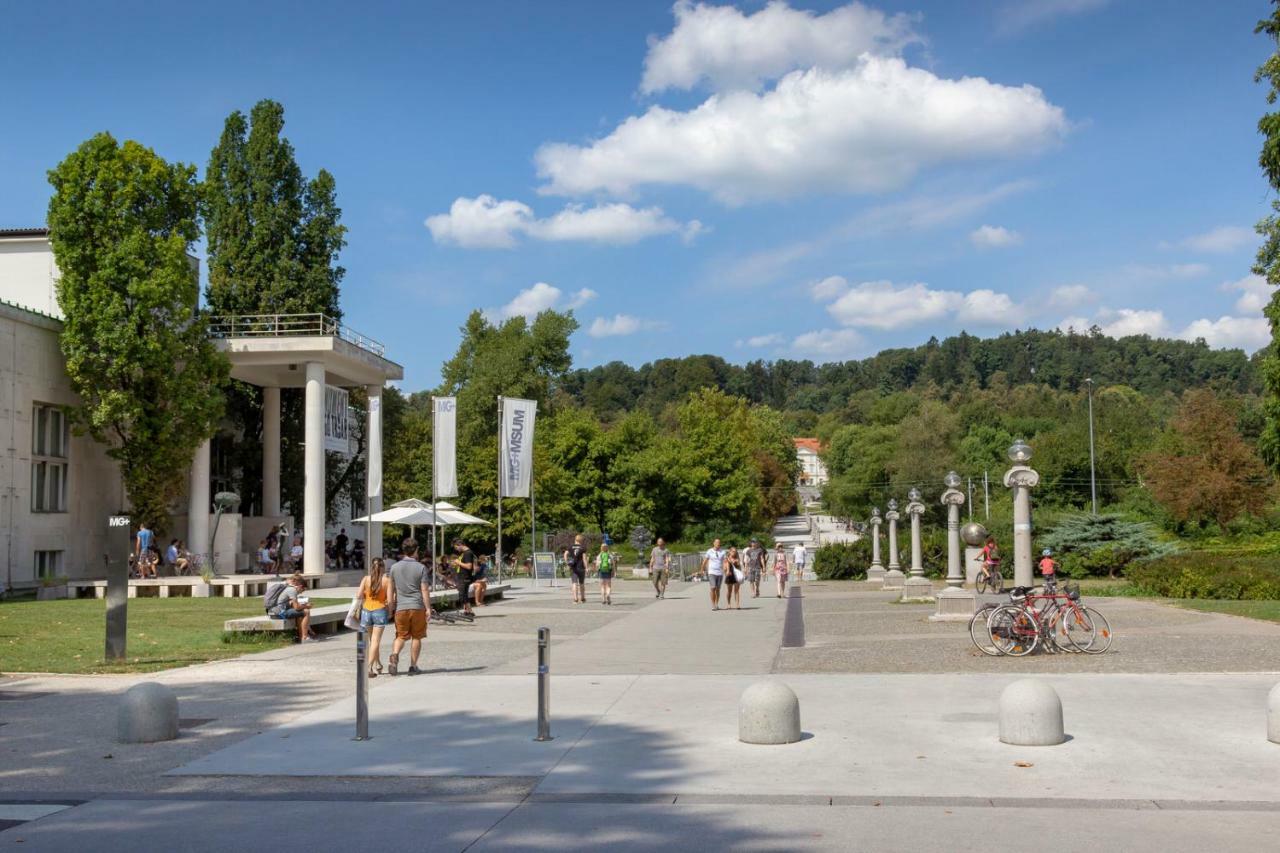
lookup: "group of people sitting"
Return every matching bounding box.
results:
[130,523,196,578]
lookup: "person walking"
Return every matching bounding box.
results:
[564,534,589,604]
[724,545,743,609]
[451,539,478,620]
[649,537,671,599]
[773,543,789,598]
[135,522,157,579]
[701,538,727,611]
[359,557,394,678]
[745,538,766,598]
[334,528,350,570]
[594,542,617,605]
[792,542,808,580]
[388,539,430,676]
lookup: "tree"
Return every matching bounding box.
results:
[47,133,228,527]
[1254,3,1280,470]
[201,99,348,516]
[1140,390,1271,531]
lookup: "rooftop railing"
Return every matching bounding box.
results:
[207,313,386,357]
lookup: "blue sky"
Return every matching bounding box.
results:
[0,0,1274,389]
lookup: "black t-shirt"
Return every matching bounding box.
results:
[335,533,348,550]
[456,549,476,580]
[567,543,587,571]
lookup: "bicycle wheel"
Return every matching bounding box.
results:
[1059,603,1095,652]
[987,604,1038,657]
[990,572,1004,594]
[976,574,989,594]
[1046,605,1081,653]
[969,604,1001,656]
[1079,606,1112,654]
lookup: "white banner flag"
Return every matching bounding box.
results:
[434,396,458,498]
[323,386,350,454]
[366,394,382,499]
[500,397,536,499]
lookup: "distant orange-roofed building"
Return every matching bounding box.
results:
[793,438,828,486]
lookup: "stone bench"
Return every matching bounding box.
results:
[222,583,511,634]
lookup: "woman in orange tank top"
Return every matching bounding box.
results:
[359,558,393,677]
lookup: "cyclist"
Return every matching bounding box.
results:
[1038,548,1058,592]
[977,536,1001,589]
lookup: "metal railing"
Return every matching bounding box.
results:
[207,313,386,357]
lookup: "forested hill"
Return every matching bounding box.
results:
[563,330,1260,419]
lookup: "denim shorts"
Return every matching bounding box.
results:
[360,607,389,627]
[708,573,724,589]
[278,607,305,620]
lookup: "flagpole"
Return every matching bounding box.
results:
[431,396,438,595]
[496,395,503,586]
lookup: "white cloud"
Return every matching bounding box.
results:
[1119,262,1210,280]
[821,280,1020,330]
[589,314,663,338]
[1057,315,1094,333]
[536,58,1067,204]
[1180,316,1270,351]
[1224,274,1270,313]
[1048,284,1095,309]
[1166,225,1255,254]
[737,333,785,348]
[426,195,695,248]
[493,282,596,321]
[641,0,922,94]
[810,275,850,301]
[996,0,1109,36]
[969,224,1022,248]
[1098,308,1168,338]
[791,328,865,359]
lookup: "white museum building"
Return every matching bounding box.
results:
[0,227,401,590]
[793,437,829,487]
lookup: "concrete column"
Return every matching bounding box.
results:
[932,474,975,621]
[1003,442,1040,589]
[902,490,933,600]
[883,500,904,589]
[188,438,211,563]
[365,384,383,562]
[866,509,885,583]
[303,361,326,575]
[262,386,281,517]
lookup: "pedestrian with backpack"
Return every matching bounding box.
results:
[595,542,616,605]
[265,574,316,642]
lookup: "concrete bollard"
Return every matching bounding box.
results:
[998,680,1064,746]
[117,682,179,743]
[739,681,802,745]
[1269,683,1280,745]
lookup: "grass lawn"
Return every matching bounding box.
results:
[1168,599,1280,625]
[0,596,345,674]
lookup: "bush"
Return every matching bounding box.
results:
[814,525,949,580]
[1126,554,1280,600]
[814,542,867,580]
[1039,514,1177,578]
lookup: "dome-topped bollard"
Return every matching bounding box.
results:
[998,680,1064,746]
[739,681,802,745]
[118,682,179,744]
[1269,683,1280,745]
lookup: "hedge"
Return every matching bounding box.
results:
[1126,554,1280,600]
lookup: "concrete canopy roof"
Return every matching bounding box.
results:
[214,335,404,388]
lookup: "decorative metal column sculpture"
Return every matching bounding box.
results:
[883,499,904,589]
[866,507,885,583]
[1004,439,1040,589]
[902,487,933,600]
[931,471,976,621]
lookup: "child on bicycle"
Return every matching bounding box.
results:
[978,536,1001,586]
[1038,548,1058,591]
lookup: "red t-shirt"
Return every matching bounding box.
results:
[1038,557,1056,576]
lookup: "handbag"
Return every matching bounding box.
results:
[733,568,744,584]
[343,591,365,632]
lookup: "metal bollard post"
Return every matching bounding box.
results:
[354,626,370,741]
[535,626,553,741]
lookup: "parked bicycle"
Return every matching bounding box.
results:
[971,582,1111,657]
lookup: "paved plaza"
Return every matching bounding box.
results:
[2,578,1279,850]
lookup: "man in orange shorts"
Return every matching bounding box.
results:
[388,538,430,676]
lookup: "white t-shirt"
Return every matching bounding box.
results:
[793,545,807,566]
[259,548,272,564]
[290,545,304,560]
[704,548,726,575]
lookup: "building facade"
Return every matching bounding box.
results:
[0,229,126,588]
[794,437,829,487]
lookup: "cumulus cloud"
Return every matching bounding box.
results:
[536,58,1067,204]
[995,0,1109,36]
[588,314,664,338]
[1049,284,1096,309]
[1056,304,1267,351]
[736,333,785,348]
[809,275,850,301]
[641,0,921,94]
[426,195,697,248]
[821,280,1021,330]
[493,283,597,321]
[1096,308,1169,338]
[969,224,1022,248]
[1223,274,1270,313]
[1181,316,1270,351]
[1164,225,1255,254]
[1119,262,1210,280]
[791,328,866,359]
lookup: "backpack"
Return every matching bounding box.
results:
[599,552,614,573]
[264,581,288,614]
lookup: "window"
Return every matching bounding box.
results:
[32,404,69,512]
[35,550,63,579]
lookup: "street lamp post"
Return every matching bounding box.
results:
[883,499,904,590]
[867,507,885,583]
[931,471,975,621]
[902,487,933,600]
[1085,377,1097,515]
[1003,439,1040,589]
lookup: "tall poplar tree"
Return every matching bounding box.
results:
[47,133,228,526]
[201,100,348,517]
[1254,3,1280,470]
